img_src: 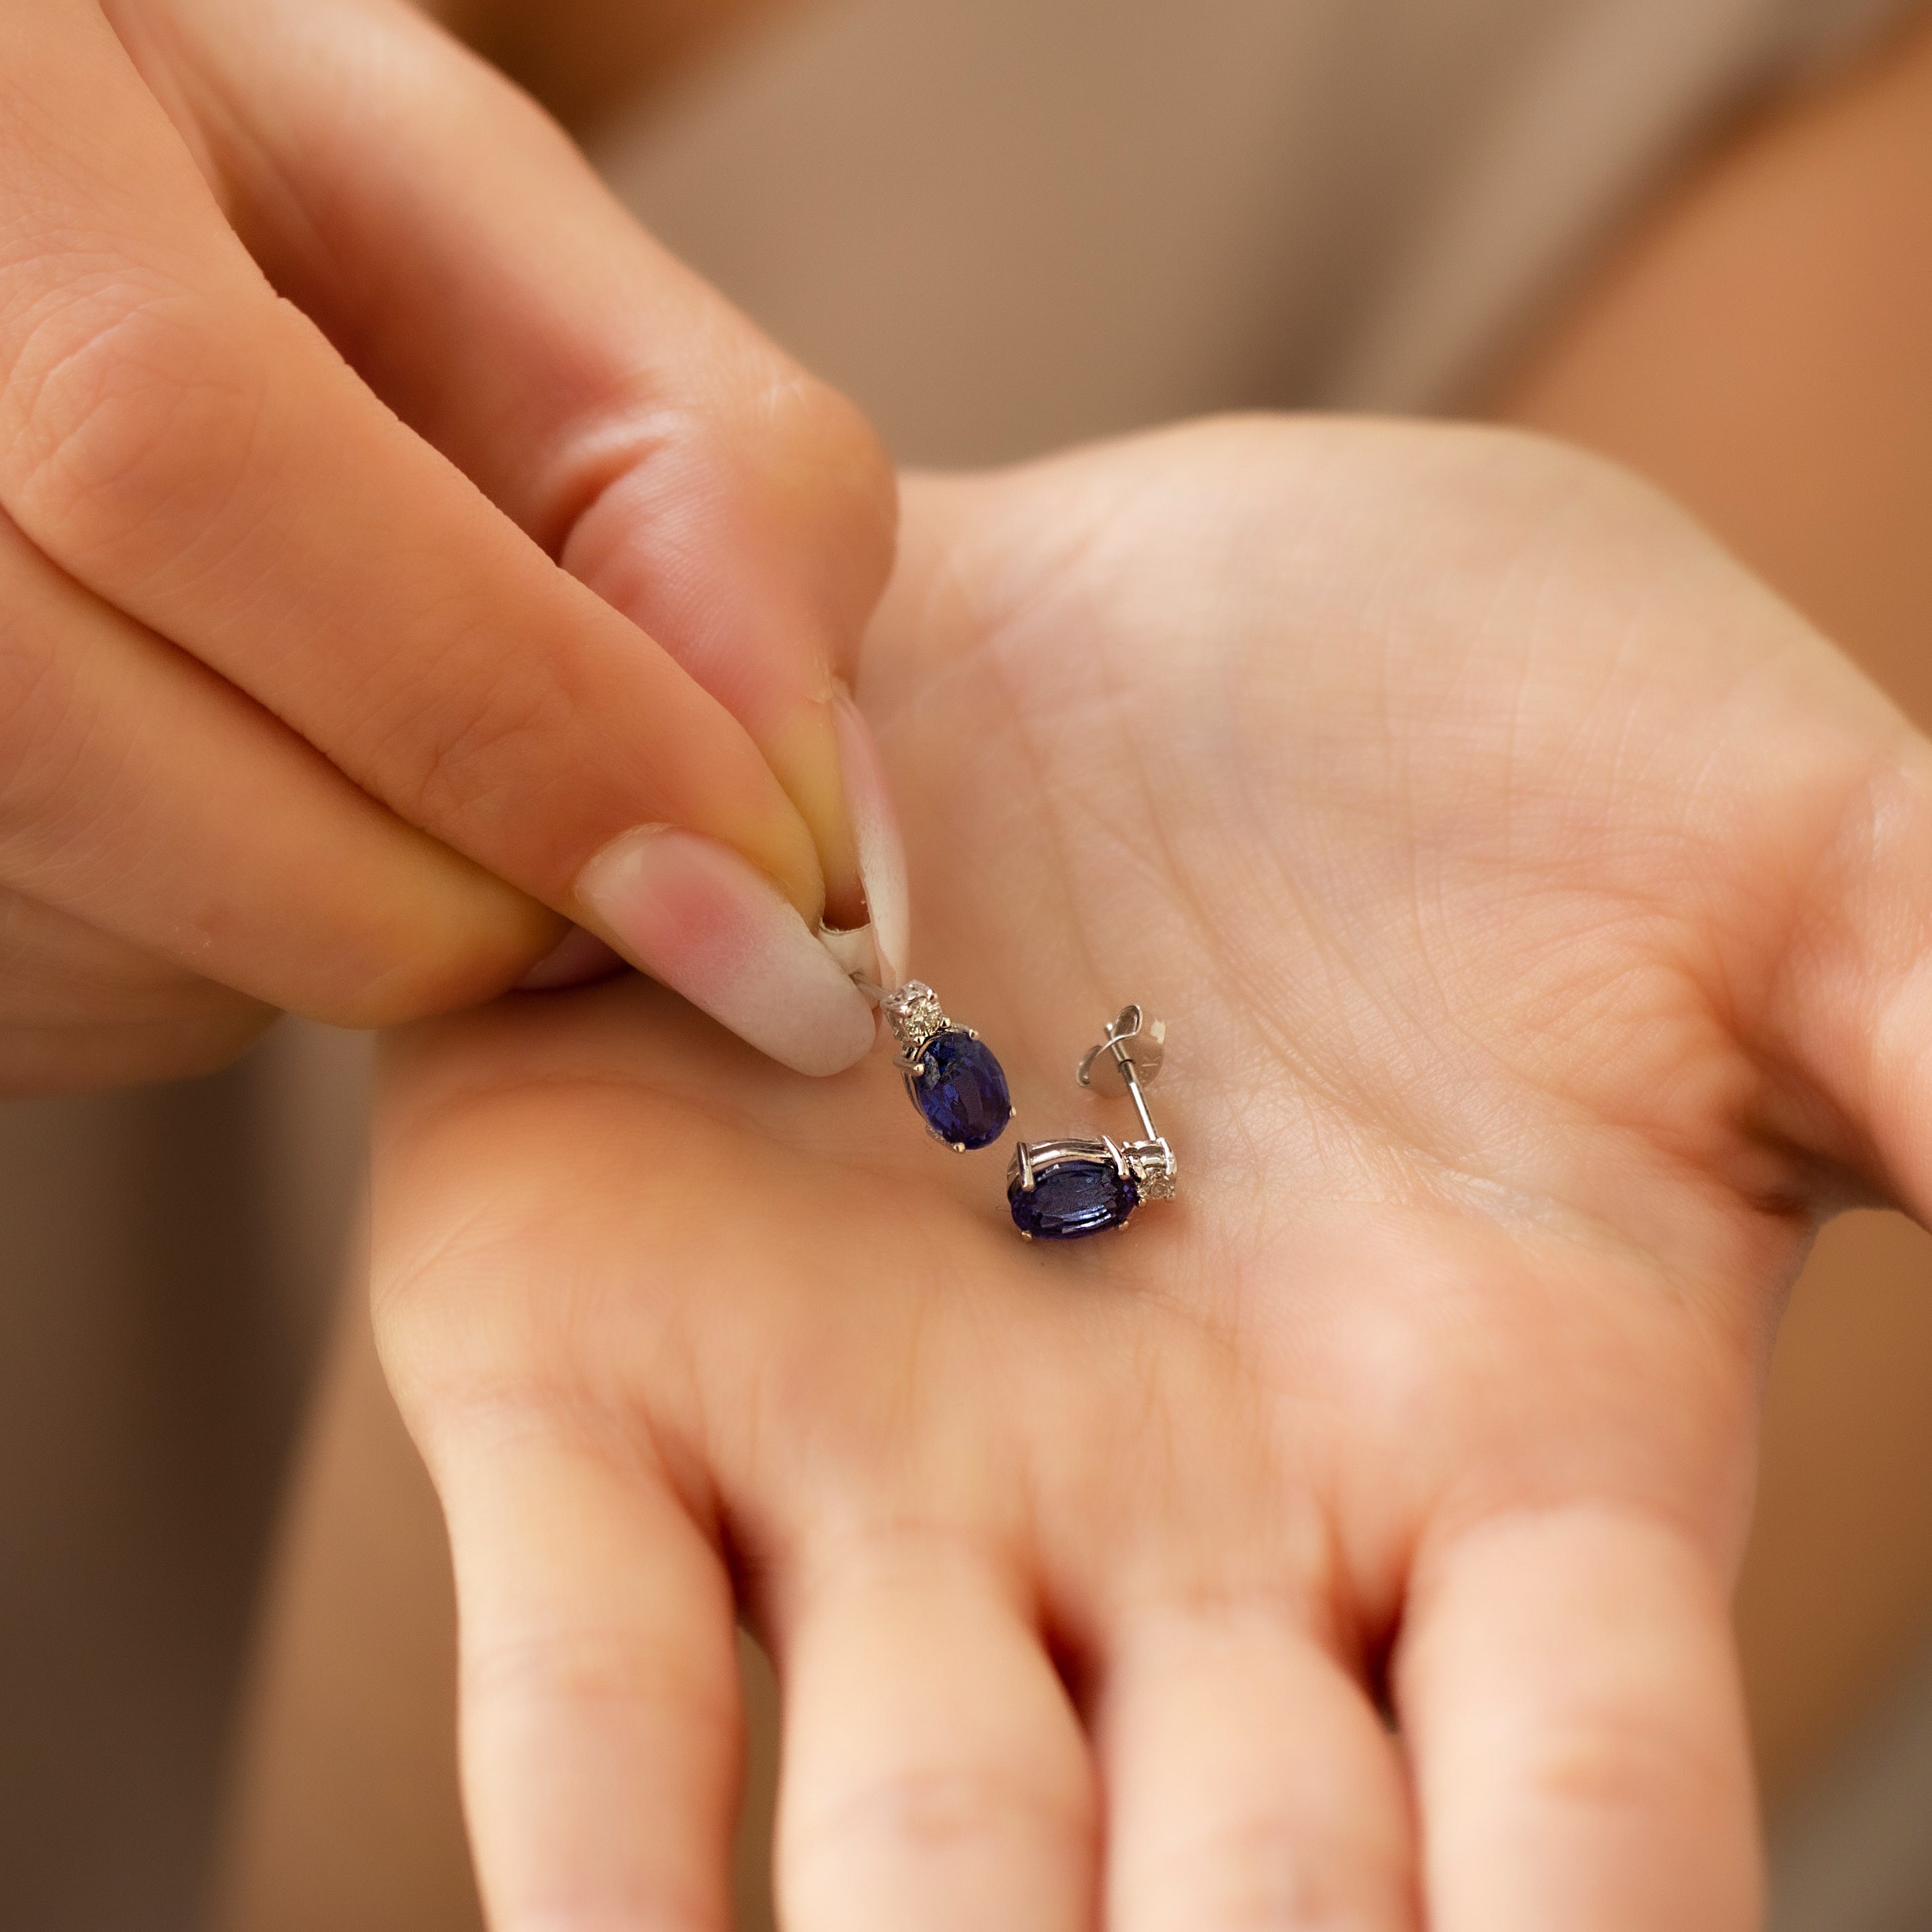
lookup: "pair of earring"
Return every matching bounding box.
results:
[859,978,1178,1240]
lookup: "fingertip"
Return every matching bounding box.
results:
[320,867,566,1029]
[573,825,877,1076]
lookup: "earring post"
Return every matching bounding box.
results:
[1117,1052,1162,1143]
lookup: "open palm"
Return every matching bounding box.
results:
[374,419,1932,1932]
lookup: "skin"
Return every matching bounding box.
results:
[211,15,1932,1926]
[0,0,894,1093]
[348,417,1932,1932]
[1499,3,1932,1793]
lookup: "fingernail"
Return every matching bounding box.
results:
[574,826,877,1075]
[515,924,625,992]
[831,689,911,985]
[771,701,866,931]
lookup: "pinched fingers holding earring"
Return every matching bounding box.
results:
[0,0,903,1091]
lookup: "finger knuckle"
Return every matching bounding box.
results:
[1150,1812,1369,1929]
[758,369,897,579]
[387,669,571,842]
[2,272,261,577]
[790,1760,1087,1874]
[463,1626,734,1735]
[368,1180,601,1424]
[371,1232,547,1407]
[1525,1698,1695,1816]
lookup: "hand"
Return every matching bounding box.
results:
[373,417,1932,1931]
[0,0,895,1093]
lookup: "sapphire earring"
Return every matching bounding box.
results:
[860,978,1014,1152]
[1007,1005,1177,1239]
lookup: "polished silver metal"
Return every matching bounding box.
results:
[1006,1133,1124,1196]
[1076,1006,1176,1199]
[853,976,950,1071]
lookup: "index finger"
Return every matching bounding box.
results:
[154,0,898,929]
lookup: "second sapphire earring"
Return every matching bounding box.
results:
[858,978,1014,1152]
[1006,1005,1177,1239]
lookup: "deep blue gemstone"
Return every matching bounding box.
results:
[910,1029,1012,1149]
[1009,1158,1139,1240]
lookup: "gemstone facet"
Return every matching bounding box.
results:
[909,1029,1013,1150]
[1008,1156,1140,1240]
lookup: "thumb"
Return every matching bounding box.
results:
[1753,706,1932,1221]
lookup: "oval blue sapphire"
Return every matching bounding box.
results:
[1009,1158,1139,1240]
[909,1029,1012,1150]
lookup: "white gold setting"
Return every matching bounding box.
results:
[1077,1004,1177,1199]
[874,978,948,1071]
